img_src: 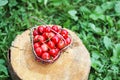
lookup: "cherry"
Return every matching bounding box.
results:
[42,32,48,39]
[34,42,40,49]
[37,35,45,44]
[45,26,51,32]
[35,47,42,57]
[41,43,48,52]
[60,29,68,39]
[47,41,55,49]
[49,49,58,57]
[41,52,50,60]
[51,35,60,44]
[55,48,60,56]
[47,32,55,39]
[33,29,39,36]
[65,37,71,45]
[52,25,59,32]
[55,48,60,53]
[58,29,62,33]
[57,40,65,49]
[37,26,45,34]
[34,35,40,42]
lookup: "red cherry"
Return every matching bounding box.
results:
[58,29,62,33]
[51,35,60,44]
[37,35,45,44]
[42,32,48,39]
[47,32,55,39]
[60,29,68,39]
[47,41,55,49]
[34,42,40,49]
[33,29,39,36]
[41,52,50,60]
[52,25,59,32]
[45,26,51,32]
[65,37,71,45]
[35,47,42,57]
[57,40,65,49]
[37,26,45,34]
[49,49,58,57]
[41,43,48,52]
[55,48,60,53]
[34,35,40,42]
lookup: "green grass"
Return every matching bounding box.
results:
[0,0,120,80]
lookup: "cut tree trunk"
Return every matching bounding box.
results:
[8,26,91,80]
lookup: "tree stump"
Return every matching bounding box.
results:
[8,26,91,80]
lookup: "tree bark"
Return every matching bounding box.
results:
[8,26,91,80]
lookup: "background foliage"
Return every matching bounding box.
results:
[0,0,120,80]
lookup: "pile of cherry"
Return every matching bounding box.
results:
[32,25,72,63]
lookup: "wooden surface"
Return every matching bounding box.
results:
[8,27,91,80]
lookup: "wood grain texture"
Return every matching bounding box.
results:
[8,26,91,80]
